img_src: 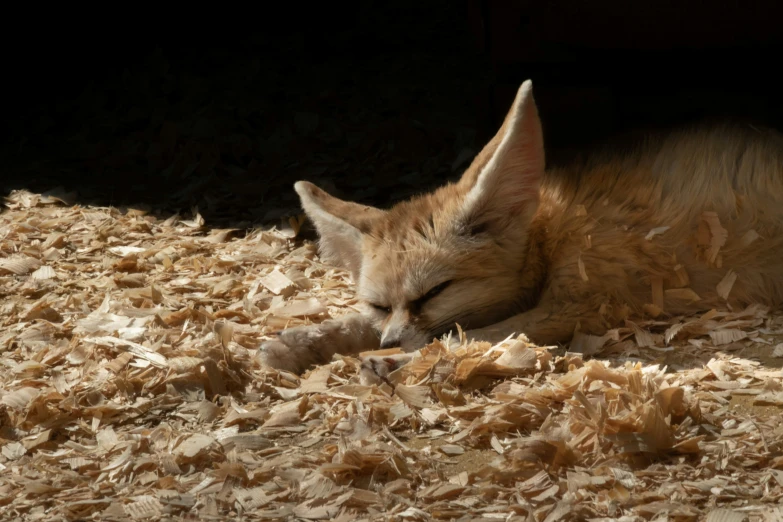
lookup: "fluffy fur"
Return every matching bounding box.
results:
[260,80,783,375]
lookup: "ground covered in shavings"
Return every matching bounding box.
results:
[1,191,783,522]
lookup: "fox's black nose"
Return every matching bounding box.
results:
[380,337,401,349]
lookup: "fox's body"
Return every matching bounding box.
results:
[518,125,783,334]
[260,81,783,375]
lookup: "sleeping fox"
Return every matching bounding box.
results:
[260,80,783,375]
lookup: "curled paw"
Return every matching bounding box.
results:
[258,322,335,374]
[258,314,380,375]
[358,353,415,386]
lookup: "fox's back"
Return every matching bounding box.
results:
[544,124,783,218]
[539,123,783,313]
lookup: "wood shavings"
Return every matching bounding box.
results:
[174,434,217,461]
[30,265,56,280]
[570,328,619,356]
[699,211,729,264]
[395,385,435,409]
[738,229,760,248]
[108,246,147,257]
[666,287,701,302]
[0,256,41,275]
[272,297,328,318]
[709,328,747,345]
[717,269,738,300]
[0,190,781,520]
[627,320,655,347]
[578,254,588,281]
[645,226,670,240]
[673,263,690,286]
[259,268,296,296]
[91,336,168,368]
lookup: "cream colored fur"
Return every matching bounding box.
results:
[260,80,783,375]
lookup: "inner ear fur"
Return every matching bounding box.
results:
[456,80,545,232]
[294,180,386,278]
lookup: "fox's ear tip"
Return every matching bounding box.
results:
[294,181,319,199]
[518,80,535,101]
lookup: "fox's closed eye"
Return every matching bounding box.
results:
[415,280,453,306]
[370,303,392,314]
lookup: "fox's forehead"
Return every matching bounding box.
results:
[372,185,466,239]
[352,185,473,302]
[357,240,453,302]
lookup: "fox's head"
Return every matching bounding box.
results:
[294,80,546,350]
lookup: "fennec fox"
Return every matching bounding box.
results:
[260,80,783,375]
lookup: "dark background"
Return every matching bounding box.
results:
[4,1,783,228]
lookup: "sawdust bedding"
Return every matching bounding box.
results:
[1,189,782,522]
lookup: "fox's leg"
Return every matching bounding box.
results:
[362,302,609,384]
[259,313,380,374]
[463,300,604,346]
[360,301,605,385]
[359,303,598,385]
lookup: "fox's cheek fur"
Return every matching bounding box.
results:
[418,277,527,332]
[371,314,438,350]
[356,252,534,348]
[395,330,433,351]
[370,282,523,349]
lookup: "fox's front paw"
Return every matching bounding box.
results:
[258,314,380,375]
[258,339,302,374]
[258,321,340,374]
[358,353,415,386]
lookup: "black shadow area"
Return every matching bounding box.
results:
[3,1,783,229]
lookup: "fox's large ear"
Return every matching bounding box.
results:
[458,80,544,231]
[294,181,385,279]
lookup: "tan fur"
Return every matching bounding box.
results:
[260,80,783,375]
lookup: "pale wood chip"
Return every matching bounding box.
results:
[0,256,41,275]
[259,268,296,295]
[91,336,168,368]
[701,211,728,264]
[738,229,760,248]
[394,385,435,409]
[577,254,588,281]
[272,297,328,318]
[645,226,670,240]
[716,269,738,300]
[665,288,701,302]
[31,265,56,280]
